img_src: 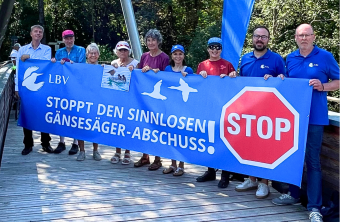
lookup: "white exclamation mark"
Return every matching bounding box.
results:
[207,121,215,154]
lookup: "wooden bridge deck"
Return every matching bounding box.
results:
[0,113,310,222]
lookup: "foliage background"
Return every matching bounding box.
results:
[0,0,339,111]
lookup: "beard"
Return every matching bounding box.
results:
[253,42,267,51]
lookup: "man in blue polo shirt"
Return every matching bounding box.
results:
[232,26,285,199]
[272,24,339,222]
[51,29,86,155]
[239,25,285,79]
[15,25,54,155]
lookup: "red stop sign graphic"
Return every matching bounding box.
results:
[220,87,299,169]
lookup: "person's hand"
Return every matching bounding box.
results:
[128,65,134,71]
[15,91,20,99]
[309,79,324,91]
[228,71,237,78]
[60,59,66,65]
[112,63,119,68]
[142,65,151,73]
[21,54,30,62]
[277,74,285,80]
[264,74,273,80]
[181,71,188,77]
[51,58,56,63]
[199,71,208,78]
[220,74,227,78]
[70,60,74,64]
[152,68,160,73]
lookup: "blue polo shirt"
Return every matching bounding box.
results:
[55,45,86,63]
[164,65,194,74]
[239,49,286,77]
[286,45,339,125]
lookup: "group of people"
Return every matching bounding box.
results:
[13,23,339,222]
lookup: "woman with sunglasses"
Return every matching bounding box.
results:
[162,44,193,176]
[111,41,139,71]
[110,41,139,165]
[195,37,238,188]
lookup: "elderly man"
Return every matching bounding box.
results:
[9,43,21,67]
[272,24,339,222]
[233,25,285,199]
[51,29,86,155]
[15,25,53,155]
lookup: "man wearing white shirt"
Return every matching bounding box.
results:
[9,43,21,66]
[15,24,54,155]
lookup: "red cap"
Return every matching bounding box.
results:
[62,30,74,38]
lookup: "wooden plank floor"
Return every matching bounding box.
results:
[0,113,310,222]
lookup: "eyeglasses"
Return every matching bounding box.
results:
[208,45,222,50]
[296,34,314,39]
[253,35,269,40]
[118,49,128,52]
[88,52,98,55]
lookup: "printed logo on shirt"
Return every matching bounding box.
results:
[260,64,269,69]
[220,65,227,70]
[22,66,45,91]
[309,63,319,67]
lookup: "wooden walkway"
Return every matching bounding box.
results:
[0,113,310,222]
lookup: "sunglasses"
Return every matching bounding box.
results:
[208,45,222,50]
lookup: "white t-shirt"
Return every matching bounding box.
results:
[111,59,139,68]
[10,49,18,61]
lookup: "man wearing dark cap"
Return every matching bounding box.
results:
[51,29,86,155]
[195,37,238,188]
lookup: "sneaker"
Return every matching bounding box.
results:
[54,142,66,154]
[76,151,85,161]
[272,194,300,205]
[256,183,270,199]
[309,208,323,222]
[42,145,54,153]
[196,170,216,182]
[235,178,258,192]
[93,150,102,161]
[21,146,32,155]
[68,143,79,155]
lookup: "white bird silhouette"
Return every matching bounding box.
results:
[22,66,44,91]
[169,78,198,102]
[141,80,167,100]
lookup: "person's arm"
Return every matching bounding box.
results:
[310,53,340,91]
[42,47,52,60]
[309,79,339,91]
[79,47,86,63]
[160,54,169,71]
[274,56,286,80]
[197,62,207,78]
[138,54,145,69]
[15,47,24,96]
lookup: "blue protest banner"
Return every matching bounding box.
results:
[18,59,312,186]
[221,0,255,69]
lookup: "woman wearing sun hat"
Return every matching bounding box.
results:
[110,41,139,165]
[111,41,139,71]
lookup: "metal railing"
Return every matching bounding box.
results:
[0,61,14,169]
